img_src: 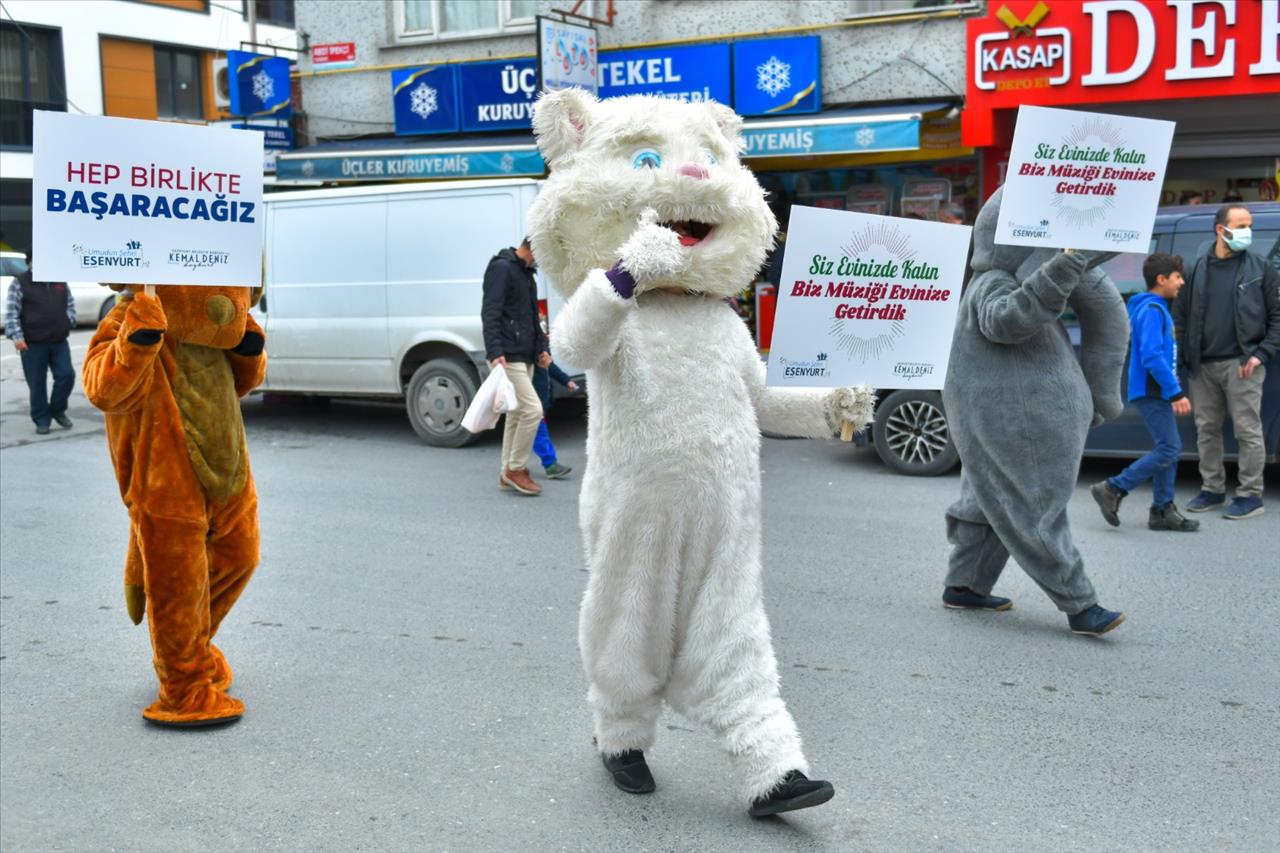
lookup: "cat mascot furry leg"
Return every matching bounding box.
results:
[526,89,874,817]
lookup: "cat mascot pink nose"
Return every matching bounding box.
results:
[677,163,709,180]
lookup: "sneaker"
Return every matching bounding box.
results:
[1223,496,1265,520]
[602,749,655,794]
[749,770,835,818]
[1068,605,1125,637]
[53,414,72,429]
[1148,503,1199,531]
[500,468,541,496]
[544,462,573,480]
[1185,490,1226,512]
[35,424,51,435]
[1090,480,1125,527]
[942,586,1012,611]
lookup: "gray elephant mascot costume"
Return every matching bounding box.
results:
[941,187,1129,637]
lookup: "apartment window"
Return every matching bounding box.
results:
[400,0,547,40]
[248,0,296,28]
[154,46,203,120]
[0,22,66,148]
[847,0,977,18]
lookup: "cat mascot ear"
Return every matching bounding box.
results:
[533,87,598,168]
[705,100,745,155]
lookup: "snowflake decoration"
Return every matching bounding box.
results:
[756,56,791,98]
[409,82,438,120]
[856,127,876,148]
[251,69,274,104]
[300,161,315,178]
[499,153,515,173]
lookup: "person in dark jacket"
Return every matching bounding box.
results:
[482,238,551,496]
[4,258,76,434]
[531,360,577,479]
[1091,254,1198,531]
[1171,204,1280,520]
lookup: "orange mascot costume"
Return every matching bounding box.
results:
[83,284,265,726]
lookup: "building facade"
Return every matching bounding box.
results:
[0,0,298,257]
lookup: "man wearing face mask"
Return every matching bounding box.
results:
[1172,205,1280,520]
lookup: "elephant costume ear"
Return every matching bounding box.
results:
[532,87,597,168]
[970,187,1035,274]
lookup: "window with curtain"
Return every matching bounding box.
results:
[847,0,976,17]
[400,1,544,38]
[0,22,66,148]
[154,45,203,120]
[251,0,296,28]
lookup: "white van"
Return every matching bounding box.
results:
[258,178,565,447]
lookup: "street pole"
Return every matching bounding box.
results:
[247,0,257,49]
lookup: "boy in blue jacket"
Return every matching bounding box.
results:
[1091,254,1199,531]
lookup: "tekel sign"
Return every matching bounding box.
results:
[733,36,821,116]
[228,51,292,118]
[963,0,1280,146]
[597,43,732,103]
[391,65,460,136]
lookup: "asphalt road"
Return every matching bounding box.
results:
[1,333,1277,852]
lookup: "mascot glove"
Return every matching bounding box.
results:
[824,386,876,435]
[122,292,167,346]
[616,208,687,293]
[231,330,265,356]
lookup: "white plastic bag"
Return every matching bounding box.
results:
[462,363,518,433]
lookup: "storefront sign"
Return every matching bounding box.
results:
[32,111,264,286]
[597,43,731,103]
[733,36,821,116]
[311,42,356,70]
[767,206,969,389]
[391,66,460,136]
[538,16,598,94]
[964,0,1280,145]
[996,106,1173,252]
[276,147,544,182]
[741,115,919,158]
[234,123,293,150]
[228,50,292,118]
[459,59,538,132]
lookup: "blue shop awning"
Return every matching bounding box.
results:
[741,101,951,159]
[276,133,544,183]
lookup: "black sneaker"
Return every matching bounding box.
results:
[1090,480,1125,527]
[602,749,655,794]
[749,770,835,818]
[942,586,1012,611]
[35,424,51,435]
[1148,503,1199,531]
[53,414,73,429]
[1068,605,1125,637]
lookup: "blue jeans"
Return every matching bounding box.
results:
[1109,396,1181,508]
[20,339,74,428]
[532,419,557,468]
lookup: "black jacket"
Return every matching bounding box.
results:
[1172,247,1280,375]
[17,271,72,343]
[481,248,547,363]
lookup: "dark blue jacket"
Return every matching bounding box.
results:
[1126,291,1184,402]
[533,361,572,413]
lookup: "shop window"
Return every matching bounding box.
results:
[247,0,296,28]
[155,45,203,120]
[398,0,554,40]
[0,22,66,149]
[846,0,977,19]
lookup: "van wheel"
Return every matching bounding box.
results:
[97,295,116,323]
[872,389,959,476]
[406,358,478,447]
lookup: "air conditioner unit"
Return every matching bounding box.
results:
[212,57,231,109]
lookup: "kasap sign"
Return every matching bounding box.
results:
[767,206,970,390]
[227,50,291,118]
[996,105,1173,252]
[32,111,264,286]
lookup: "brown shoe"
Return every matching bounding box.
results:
[501,468,541,496]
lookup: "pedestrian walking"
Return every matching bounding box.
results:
[4,257,76,434]
[531,358,576,480]
[481,238,551,496]
[1091,253,1198,532]
[1172,204,1280,520]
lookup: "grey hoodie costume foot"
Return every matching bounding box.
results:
[942,188,1129,614]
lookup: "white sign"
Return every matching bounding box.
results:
[766,206,970,390]
[995,105,1173,253]
[32,111,264,286]
[537,16,598,94]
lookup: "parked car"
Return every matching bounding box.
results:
[862,201,1280,475]
[1,251,115,328]
[255,178,582,447]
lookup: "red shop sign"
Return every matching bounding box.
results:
[963,0,1280,146]
[311,42,356,68]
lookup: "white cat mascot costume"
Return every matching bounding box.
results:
[526,89,874,818]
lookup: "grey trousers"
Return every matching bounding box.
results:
[945,472,1098,615]
[1188,360,1267,498]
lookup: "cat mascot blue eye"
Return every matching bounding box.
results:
[631,148,662,170]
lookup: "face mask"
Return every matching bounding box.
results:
[1222,225,1252,252]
